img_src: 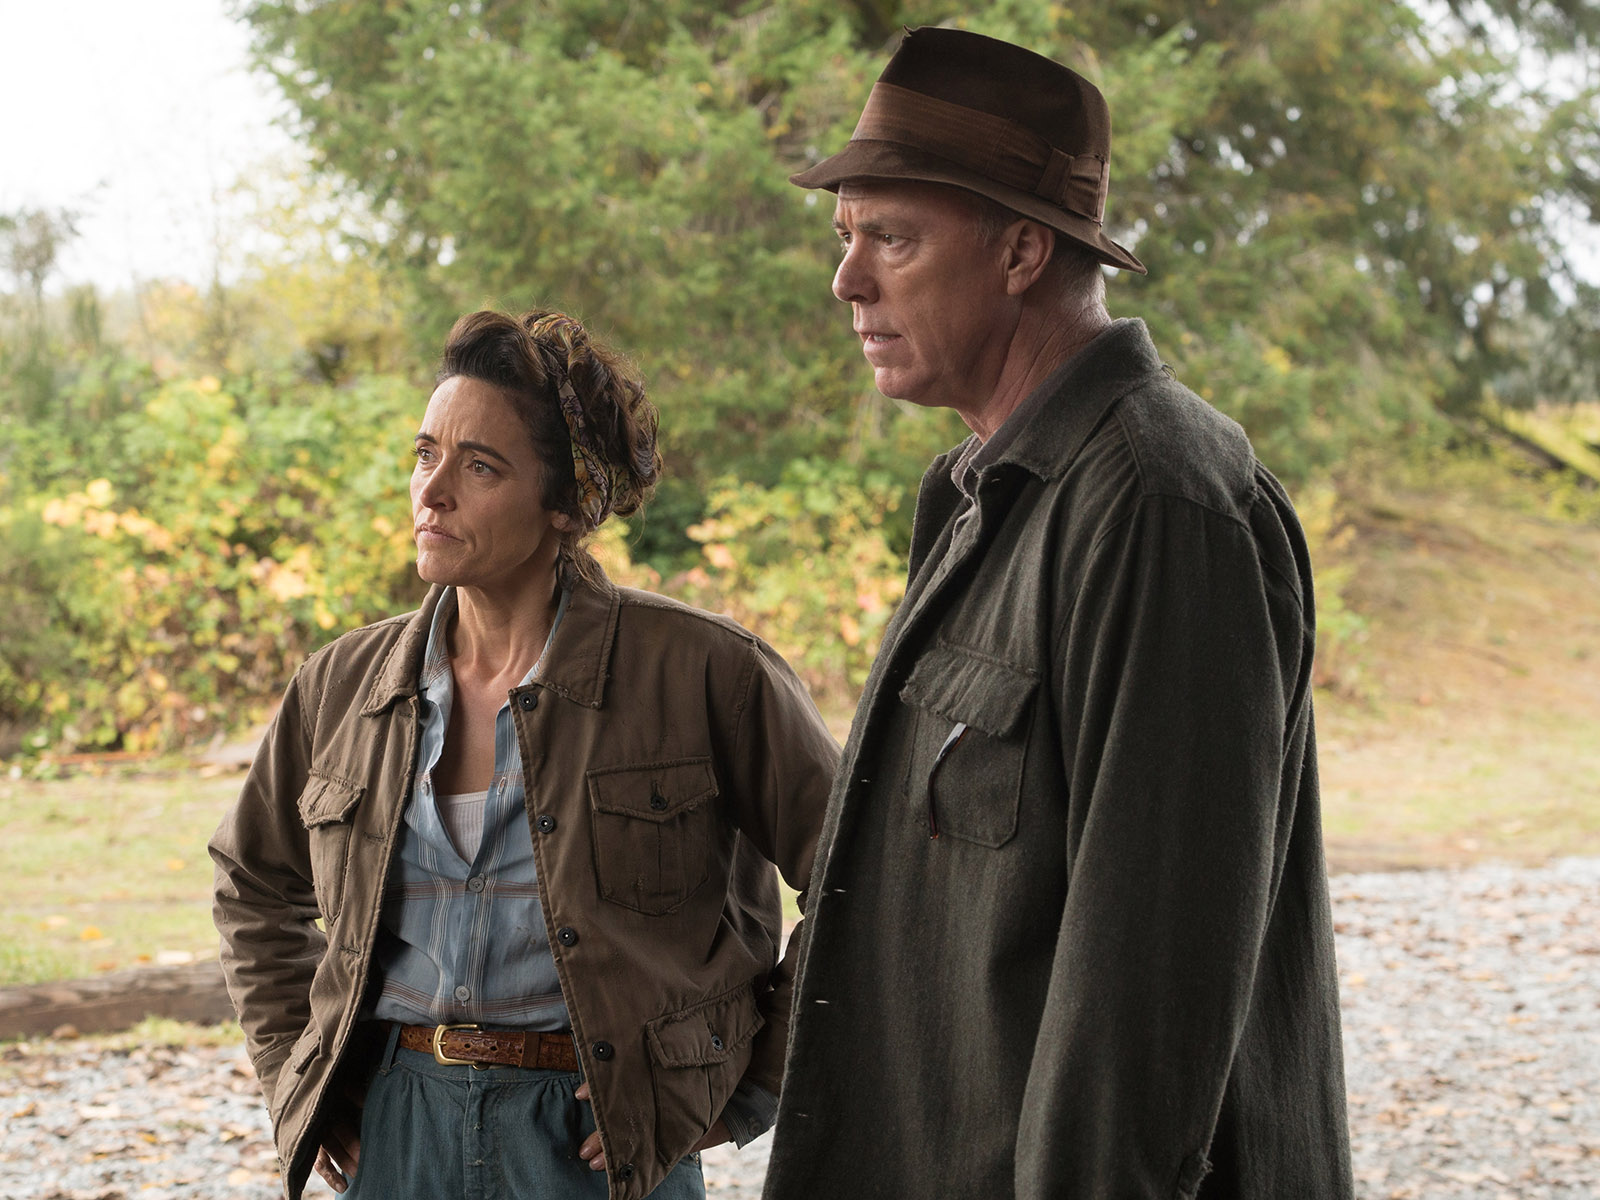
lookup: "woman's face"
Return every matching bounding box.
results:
[409,375,576,594]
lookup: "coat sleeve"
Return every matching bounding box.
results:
[719,635,840,1097]
[208,670,324,1111]
[1015,490,1313,1197]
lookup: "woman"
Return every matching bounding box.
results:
[211,309,838,1200]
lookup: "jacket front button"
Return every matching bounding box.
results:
[536,814,556,833]
[556,926,579,947]
[591,1041,614,1061]
[616,1163,635,1181]
[517,692,538,711]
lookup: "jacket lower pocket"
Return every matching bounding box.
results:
[644,983,763,1163]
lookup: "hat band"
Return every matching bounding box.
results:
[850,82,1109,225]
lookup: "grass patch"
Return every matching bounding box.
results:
[0,768,240,985]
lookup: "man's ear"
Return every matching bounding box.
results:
[1002,220,1055,296]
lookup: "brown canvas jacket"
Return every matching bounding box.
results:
[211,574,838,1200]
[763,320,1353,1199]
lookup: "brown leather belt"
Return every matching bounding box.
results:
[396,1023,580,1072]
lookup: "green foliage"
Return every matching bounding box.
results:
[678,458,909,708]
[1,374,422,751]
[1,1,1597,753]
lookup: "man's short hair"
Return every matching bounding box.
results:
[964,191,1107,304]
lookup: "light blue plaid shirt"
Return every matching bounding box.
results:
[370,586,572,1029]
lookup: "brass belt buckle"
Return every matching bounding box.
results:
[432,1022,488,1069]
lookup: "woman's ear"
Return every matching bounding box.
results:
[550,510,582,534]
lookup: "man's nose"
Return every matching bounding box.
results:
[833,245,877,305]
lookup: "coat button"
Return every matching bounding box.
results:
[709,1034,724,1052]
[517,692,538,711]
[648,791,667,811]
[556,926,579,947]
[535,814,556,833]
[617,1163,635,1181]
[591,1041,614,1061]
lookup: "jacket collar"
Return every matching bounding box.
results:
[974,317,1168,483]
[361,585,446,716]
[361,574,620,717]
[526,573,618,710]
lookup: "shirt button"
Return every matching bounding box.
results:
[591,1041,614,1061]
[518,692,538,711]
[556,926,579,947]
[535,814,556,834]
[466,876,485,893]
[454,985,471,1002]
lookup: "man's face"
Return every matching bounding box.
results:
[831,180,1017,413]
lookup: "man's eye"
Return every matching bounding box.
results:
[879,233,899,247]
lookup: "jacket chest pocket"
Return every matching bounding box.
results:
[900,644,1037,849]
[296,770,365,921]
[587,758,717,915]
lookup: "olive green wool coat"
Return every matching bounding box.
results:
[763,320,1354,1200]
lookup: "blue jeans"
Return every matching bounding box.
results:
[342,1029,705,1199]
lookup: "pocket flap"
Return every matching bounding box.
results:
[588,758,718,823]
[645,983,765,1069]
[287,1025,321,1075]
[296,771,364,828]
[899,643,1039,739]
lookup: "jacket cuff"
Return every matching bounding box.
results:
[718,1078,778,1147]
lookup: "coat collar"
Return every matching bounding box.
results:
[359,574,620,717]
[954,317,1169,485]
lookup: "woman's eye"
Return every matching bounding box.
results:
[470,459,495,475]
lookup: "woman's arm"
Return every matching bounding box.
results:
[209,671,325,1111]
[719,636,841,1096]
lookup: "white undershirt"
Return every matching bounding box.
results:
[436,789,490,862]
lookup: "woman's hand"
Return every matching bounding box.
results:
[313,1119,361,1193]
[574,1081,732,1171]
[690,1119,733,1153]
[574,1081,609,1171]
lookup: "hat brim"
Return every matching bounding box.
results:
[791,140,1146,275]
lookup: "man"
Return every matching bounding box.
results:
[762,27,1354,1200]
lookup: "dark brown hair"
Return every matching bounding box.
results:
[436,308,661,584]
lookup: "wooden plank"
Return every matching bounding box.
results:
[0,960,235,1040]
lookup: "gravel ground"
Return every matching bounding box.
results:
[1,858,1595,1200]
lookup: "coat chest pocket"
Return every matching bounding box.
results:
[296,770,364,921]
[900,644,1037,849]
[587,758,717,915]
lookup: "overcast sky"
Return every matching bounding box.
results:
[0,0,294,291]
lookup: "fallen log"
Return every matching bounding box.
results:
[0,960,235,1041]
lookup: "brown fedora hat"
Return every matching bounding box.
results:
[791,26,1146,274]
